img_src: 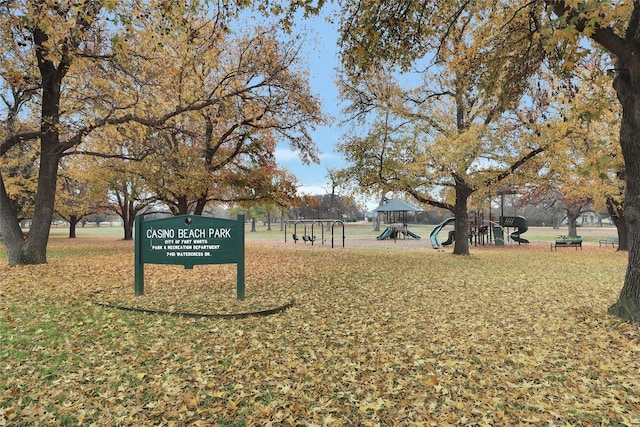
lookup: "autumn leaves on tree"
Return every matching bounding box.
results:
[333,0,639,320]
[337,1,556,255]
[0,1,323,264]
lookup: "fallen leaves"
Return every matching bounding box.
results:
[1,238,639,425]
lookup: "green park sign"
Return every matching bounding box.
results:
[134,214,245,299]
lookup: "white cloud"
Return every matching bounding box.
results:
[275,148,335,163]
[274,148,300,162]
[297,184,327,196]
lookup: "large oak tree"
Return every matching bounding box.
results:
[334,0,640,321]
[544,0,640,321]
[336,1,554,255]
[134,23,323,215]
[0,0,321,265]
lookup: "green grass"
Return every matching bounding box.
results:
[13,219,622,242]
[0,220,621,263]
[260,221,618,243]
[48,224,125,239]
[0,221,620,261]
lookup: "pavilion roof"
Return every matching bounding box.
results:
[372,199,423,212]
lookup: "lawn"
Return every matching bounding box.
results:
[45,220,621,243]
[1,224,639,425]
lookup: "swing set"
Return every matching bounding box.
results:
[284,219,345,248]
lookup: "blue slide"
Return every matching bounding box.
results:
[377,227,421,240]
[429,218,455,249]
[405,230,421,239]
[376,228,394,240]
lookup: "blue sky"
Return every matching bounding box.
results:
[269,14,350,199]
[240,9,378,209]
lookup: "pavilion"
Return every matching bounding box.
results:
[372,199,423,239]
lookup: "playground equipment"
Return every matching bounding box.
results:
[284,220,345,248]
[501,216,529,244]
[376,223,421,240]
[373,199,423,241]
[429,215,529,248]
[484,220,506,245]
[429,218,455,249]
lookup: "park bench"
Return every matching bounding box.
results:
[551,237,582,251]
[599,237,618,248]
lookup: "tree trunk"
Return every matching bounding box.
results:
[608,61,640,322]
[0,174,26,265]
[9,23,69,265]
[452,183,471,255]
[373,213,381,231]
[280,208,285,231]
[22,148,59,264]
[69,215,79,238]
[176,195,189,215]
[123,219,133,240]
[566,210,579,238]
[123,200,135,241]
[617,217,630,252]
[607,197,628,251]
[194,194,207,215]
[373,194,385,232]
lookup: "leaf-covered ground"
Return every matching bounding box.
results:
[1,238,639,426]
